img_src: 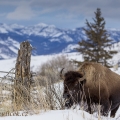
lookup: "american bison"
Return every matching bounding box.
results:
[61,62,120,117]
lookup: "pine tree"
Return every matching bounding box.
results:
[76,8,117,67]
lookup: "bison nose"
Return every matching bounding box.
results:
[63,93,70,99]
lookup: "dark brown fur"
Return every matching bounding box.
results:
[63,62,120,117]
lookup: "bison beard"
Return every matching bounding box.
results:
[62,62,120,118]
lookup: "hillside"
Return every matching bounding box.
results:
[0,52,120,120]
[0,23,120,59]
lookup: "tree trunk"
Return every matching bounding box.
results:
[13,41,32,111]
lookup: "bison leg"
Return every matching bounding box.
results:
[101,99,110,116]
[87,103,92,114]
[86,99,93,114]
[110,105,119,118]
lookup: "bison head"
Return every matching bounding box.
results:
[60,68,86,108]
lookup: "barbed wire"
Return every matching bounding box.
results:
[0,68,15,82]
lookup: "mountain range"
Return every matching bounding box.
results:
[0,23,120,59]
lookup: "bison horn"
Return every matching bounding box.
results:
[78,75,86,82]
[78,70,86,82]
[60,68,65,79]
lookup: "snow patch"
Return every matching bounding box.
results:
[62,44,79,53]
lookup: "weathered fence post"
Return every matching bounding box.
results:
[13,41,32,111]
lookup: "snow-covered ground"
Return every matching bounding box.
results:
[0,52,119,76]
[0,52,83,76]
[0,109,120,120]
[0,52,120,120]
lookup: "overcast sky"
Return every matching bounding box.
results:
[0,0,120,29]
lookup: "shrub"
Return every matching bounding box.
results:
[34,55,77,110]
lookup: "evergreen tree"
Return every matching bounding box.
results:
[77,8,117,67]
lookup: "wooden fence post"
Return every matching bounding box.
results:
[13,41,32,111]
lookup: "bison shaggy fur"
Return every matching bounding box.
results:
[62,62,120,117]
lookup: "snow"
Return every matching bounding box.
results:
[21,23,58,37]
[0,50,119,75]
[62,44,79,53]
[53,32,62,37]
[0,51,120,119]
[50,38,60,42]
[1,23,120,59]
[0,52,82,74]
[0,24,120,119]
[0,109,120,120]
[0,28,8,33]
[0,53,11,59]
[0,37,19,59]
[0,37,19,50]
[0,58,16,73]
[61,35,73,42]
[7,37,20,49]
[9,24,24,29]
[108,28,120,31]
[35,23,48,28]
[0,110,86,120]
[8,47,18,54]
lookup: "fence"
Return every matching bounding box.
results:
[0,41,38,115]
[0,41,66,116]
[0,69,15,115]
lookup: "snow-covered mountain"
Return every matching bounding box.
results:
[0,23,120,59]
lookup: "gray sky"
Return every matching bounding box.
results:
[0,0,120,29]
